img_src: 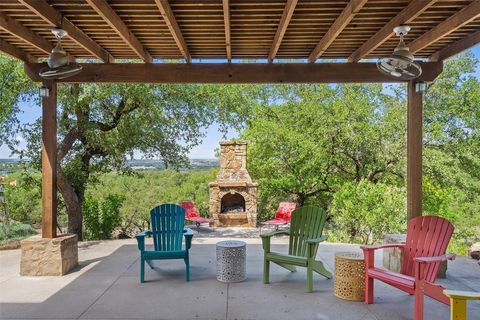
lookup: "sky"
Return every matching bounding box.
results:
[1,45,479,159]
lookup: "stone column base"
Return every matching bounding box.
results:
[382,233,447,278]
[20,234,78,276]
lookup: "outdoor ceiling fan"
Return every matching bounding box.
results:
[377,25,422,80]
[39,28,82,80]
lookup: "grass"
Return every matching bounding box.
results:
[0,221,37,245]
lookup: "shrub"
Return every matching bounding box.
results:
[83,195,124,240]
[329,180,406,244]
[0,221,37,244]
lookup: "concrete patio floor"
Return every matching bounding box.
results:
[0,231,479,320]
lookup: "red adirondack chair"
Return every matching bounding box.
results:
[261,202,297,230]
[179,201,213,233]
[361,215,455,320]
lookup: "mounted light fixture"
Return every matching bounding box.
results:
[377,25,422,80]
[39,85,50,97]
[415,81,427,93]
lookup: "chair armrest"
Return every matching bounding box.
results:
[414,253,456,264]
[135,230,152,251]
[260,229,290,238]
[443,290,480,301]
[360,243,405,251]
[306,236,327,244]
[184,228,193,250]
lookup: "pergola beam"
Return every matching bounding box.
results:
[222,0,231,62]
[430,30,480,62]
[19,0,113,63]
[0,13,53,54]
[0,38,36,62]
[308,0,367,63]
[154,0,191,62]
[268,0,298,62]
[348,0,437,62]
[409,1,480,54]
[24,62,443,84]
[85,0,152,63]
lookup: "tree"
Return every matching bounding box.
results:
[242,83,406,214]
[18,83,256,240]
[0,54,36,144]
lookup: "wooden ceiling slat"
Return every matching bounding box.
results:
[308,0,368,62]
[268,0,298,62]
[409,1,480,54]
[0,37,36,62]
[430,30,480,61]
[19,0,113,62]
[85,0,152,62]
[348,0,438,62]
[154,0,191,62]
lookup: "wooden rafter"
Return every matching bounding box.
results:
[18,0,113,63]
[409,1,480,54]
[268,0,298,62]
[0,13,53,54]
[348,0,438,62]
[0,38,36,62]
[24,62,443,84]
[154,0,191,62]
[222,0,231,62]
[430,30,480,62]
[309,0,367,63]
[85,0,152,63]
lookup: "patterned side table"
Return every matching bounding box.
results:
[216,240,246,283]
[334,251,365,301]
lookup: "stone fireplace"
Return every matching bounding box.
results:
[209,141,258,227]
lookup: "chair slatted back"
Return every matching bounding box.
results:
[150,204,185,252]
[288,206,327,257]
[275,202,297,221]
[180,201,200,219]
[401,215,454,282]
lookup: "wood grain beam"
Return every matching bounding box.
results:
[407,80,423,220]
[19,0,113,62]
[222,0,231,61]
[24,62,443,84]
[409,1,480,54]
[154,0,191,62]
[85,0,152,62]
[0,38,36,62]
[348,0,438,62]
[0,13,53,54]
[430,30,480,61]
[41,80,57,238]
[309,0,367,63]
[268,0,298,62]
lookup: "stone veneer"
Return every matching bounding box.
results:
[209,141,258,227]
[20,234,78,276]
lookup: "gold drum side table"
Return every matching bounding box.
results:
[334,251,365,301]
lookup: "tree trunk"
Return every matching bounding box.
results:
[57,168,83,240]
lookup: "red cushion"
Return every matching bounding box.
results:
[275,202,297,221]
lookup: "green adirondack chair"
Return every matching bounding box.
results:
[136,204,194,283]
[261,206,332,292]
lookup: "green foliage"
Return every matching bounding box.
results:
[83,195,124,240]
[0,221,37,244]
[328,180,406,245]
[3,172,42,224]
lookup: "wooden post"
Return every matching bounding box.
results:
[41,80,57,238]
[407,80,423,221]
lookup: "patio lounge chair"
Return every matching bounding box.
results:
[179,200,213,233]
[261,202,297,230]
[261,206,332,292]
[136,204,193,283]
[361,215,455,320]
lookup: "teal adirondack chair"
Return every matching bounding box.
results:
[261,206,332,292]
[136,204,194,283]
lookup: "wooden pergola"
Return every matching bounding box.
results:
[1,0,479,239]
